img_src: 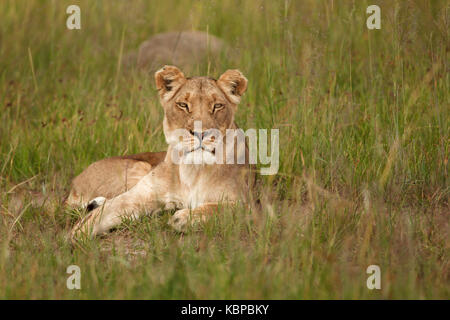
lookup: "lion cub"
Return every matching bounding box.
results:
[70,65,253,238]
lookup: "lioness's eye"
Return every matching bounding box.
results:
[176,102,189,111]
[213,103,224,112]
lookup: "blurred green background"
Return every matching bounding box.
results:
[0,0,448,299]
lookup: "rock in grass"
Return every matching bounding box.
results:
[123,31,227,71]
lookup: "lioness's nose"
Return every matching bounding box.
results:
[190,130,211,140]
[192,131,204,140]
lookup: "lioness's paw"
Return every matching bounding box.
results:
[69,207,99,243]
[168,209,190,232]
[168,209,202,232]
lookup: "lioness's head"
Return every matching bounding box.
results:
[155,65,248,164]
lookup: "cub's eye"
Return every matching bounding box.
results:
[213,103,225,112]
[176,102,189,111]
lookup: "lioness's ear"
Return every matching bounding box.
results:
[217,69,248,104]
[155,65,186,101]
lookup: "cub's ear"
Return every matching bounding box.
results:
[155,65,186,101]
[217,69,248,104]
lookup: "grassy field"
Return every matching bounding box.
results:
[0,0,448,299]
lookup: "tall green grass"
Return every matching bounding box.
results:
[0,0,448,299]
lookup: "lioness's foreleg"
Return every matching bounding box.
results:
[70,170,171,239]
[168,202,223,232]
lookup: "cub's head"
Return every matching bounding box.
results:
[155,65,248,164]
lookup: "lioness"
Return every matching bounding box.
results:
[70,65,253,238]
